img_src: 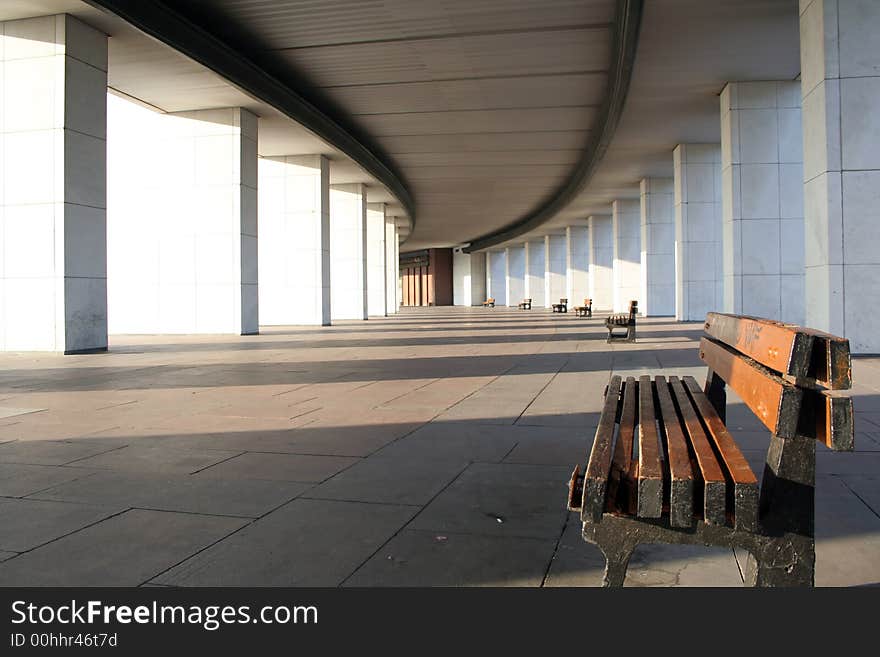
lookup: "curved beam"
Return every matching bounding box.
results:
[84,0,416,231]
[463,0,644,253]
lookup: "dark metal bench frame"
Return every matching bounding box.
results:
[567,312,854,587]
[605,300,637,342]
[551,298,568,313]
[518,298,532,310]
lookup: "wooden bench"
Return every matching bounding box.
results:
[605,300,637,342]
[573,298,593,317]
[566,312,855,587]
[518,298,532,310]
[482,298,495,308]
[551,298,568,313]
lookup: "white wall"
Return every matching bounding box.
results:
[366,203,387,316]
[453,249,487,306]
[107,95,258,335]
[721,81,804,324]
[385,218,398,313]
[330,184,367,320]
[505,246,526,306]
[544,234,566,306]
[674,143,723,321]
[640,178,675,316]
[566,225,590,306]
[258,155,330,326]
[486,251,507,305]
[524,241,546,307]
[1,15,108,352]
[589,215,613,310]
[612,199,641,313]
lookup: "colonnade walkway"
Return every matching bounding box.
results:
[0,307,877,586]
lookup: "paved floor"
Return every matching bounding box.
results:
[0,307,878,586]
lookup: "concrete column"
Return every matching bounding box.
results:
[107,96,258,335]
[588,215,613,311]
[566,225,590,306]
[674,144,723,321]
[394,222,401,311]
[640,178,675,316]
[330,183,368,320]
[486,251,507,305]
[505,245,526,306]
[385,216,397,313]
[258,155,330,326]
[612,199,641,313]
[524,240,546,308]
[1,15,108,352]
[366,202,387,317]
[452,249,486,306]
[800,0,880,352]
[720,81,804,324]
[544,234,566,307]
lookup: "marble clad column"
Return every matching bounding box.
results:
[1,15,108,352]
[505,245,525,306]
[612,199,641,313]
[330,183,368,320]
[799,0,880,352]
[721,81,804,324]
[566,225,590,306]
[673,144,723,321]
[366,202,387,316]
[588,215,613,311]
[544,234,566,307]
[524,240,546,308]
[640,178,675,316]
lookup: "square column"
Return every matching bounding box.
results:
[524,240,546,308]
[330,183,368,320]
[258,155,330,326]
[107,97,259,335]
[366,202,387,317]
[721,81,804,324]
[674,144,723,321]
[566,225,590,305]
[385,217,397,313]
[505,245,525,306]
[612,200,641,313]
[800,0,880,352]
[544,234,566,307]
[640,178,675,316]
[486,250,507,305]
[1,15,108,352]
[588,215,613,311]
[452,249,486,306]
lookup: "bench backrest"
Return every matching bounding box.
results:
[700,312,853,451]
[486,298,495,303]
[523,298,531,302]
[560,298,568,304]
[584,298,592,306]
[628,300,638,318]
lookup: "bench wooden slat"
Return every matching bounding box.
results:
[608,377,637,513]
[669,376,727,525]
[683,376,758,531]
[654,376,694,528]
[582,375,623,523]
[699,336,803,438]
[636,376,663,518]
[705,312,851,389]
[799,388,855,451]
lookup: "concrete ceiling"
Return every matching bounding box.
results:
[1,0,801,250]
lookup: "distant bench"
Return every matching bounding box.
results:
[518,298,532,310]
[605,300,637,342]
[551,298,568,313]
[567,312,855,587]
[573,298,593,317]
[482,297,495,308]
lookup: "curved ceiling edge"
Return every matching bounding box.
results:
[463,0,644,253]
[84,0,416,234]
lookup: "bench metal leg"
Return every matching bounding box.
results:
[742,536,815,587]
[592,535,636,587]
